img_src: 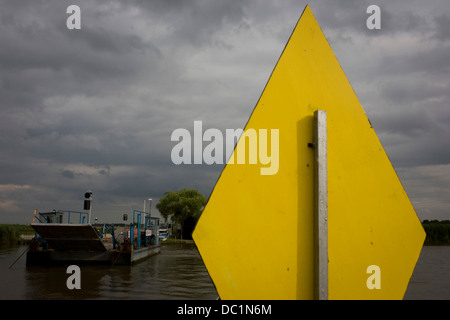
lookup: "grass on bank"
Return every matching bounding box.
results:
[0,224,34,244]
[422,220,450,245]
[161,236,195,244]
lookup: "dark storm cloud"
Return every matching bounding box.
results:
[0,1,162,105]
[60,169,76,179]
[380,79,449,104]
[0,0,176,222]
[379,45,450,77]
[433,14,450,41]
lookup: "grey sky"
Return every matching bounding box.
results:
[0,0,449,223]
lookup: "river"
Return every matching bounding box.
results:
[0,244,448,299]
[0,243,218,300]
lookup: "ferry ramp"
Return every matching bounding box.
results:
[31,223,107,252]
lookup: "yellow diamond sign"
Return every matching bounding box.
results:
[193,5,425,300]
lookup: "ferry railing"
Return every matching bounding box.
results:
[129,210,159,249]
[101,223,117,249]
[32,209,89,224]
[58,210,90,224]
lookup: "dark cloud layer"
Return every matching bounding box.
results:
[0,0,449,223]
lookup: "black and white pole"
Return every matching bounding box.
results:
[84,191,93,224]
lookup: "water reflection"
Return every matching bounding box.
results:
[404,246,450,300]
[23,244,218,300]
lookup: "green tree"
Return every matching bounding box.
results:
[156,189,207,239]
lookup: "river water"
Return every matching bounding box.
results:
[0,243,218,300]
[0,244,448,300]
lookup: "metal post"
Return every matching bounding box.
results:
[137,211,141,249]
[88,201,92,225]
[313,110,328,300]
[102,224,106,242]
[112,225,116,249]
[131,210,135,248]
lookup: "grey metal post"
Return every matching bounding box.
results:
[89,195,92,225]
[313,110,328,300]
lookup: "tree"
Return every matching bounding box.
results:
[156,189,207,239]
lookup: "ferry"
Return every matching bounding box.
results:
[26,206,161,266]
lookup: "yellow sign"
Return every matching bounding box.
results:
[193,5,425,300]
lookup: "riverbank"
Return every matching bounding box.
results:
[0,224,34,245]
[161,237,195,244]
[0,224,196,245]
[1,221,449,245]
[422,220,450,245]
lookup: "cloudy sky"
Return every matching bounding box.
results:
[0,0,449,223]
